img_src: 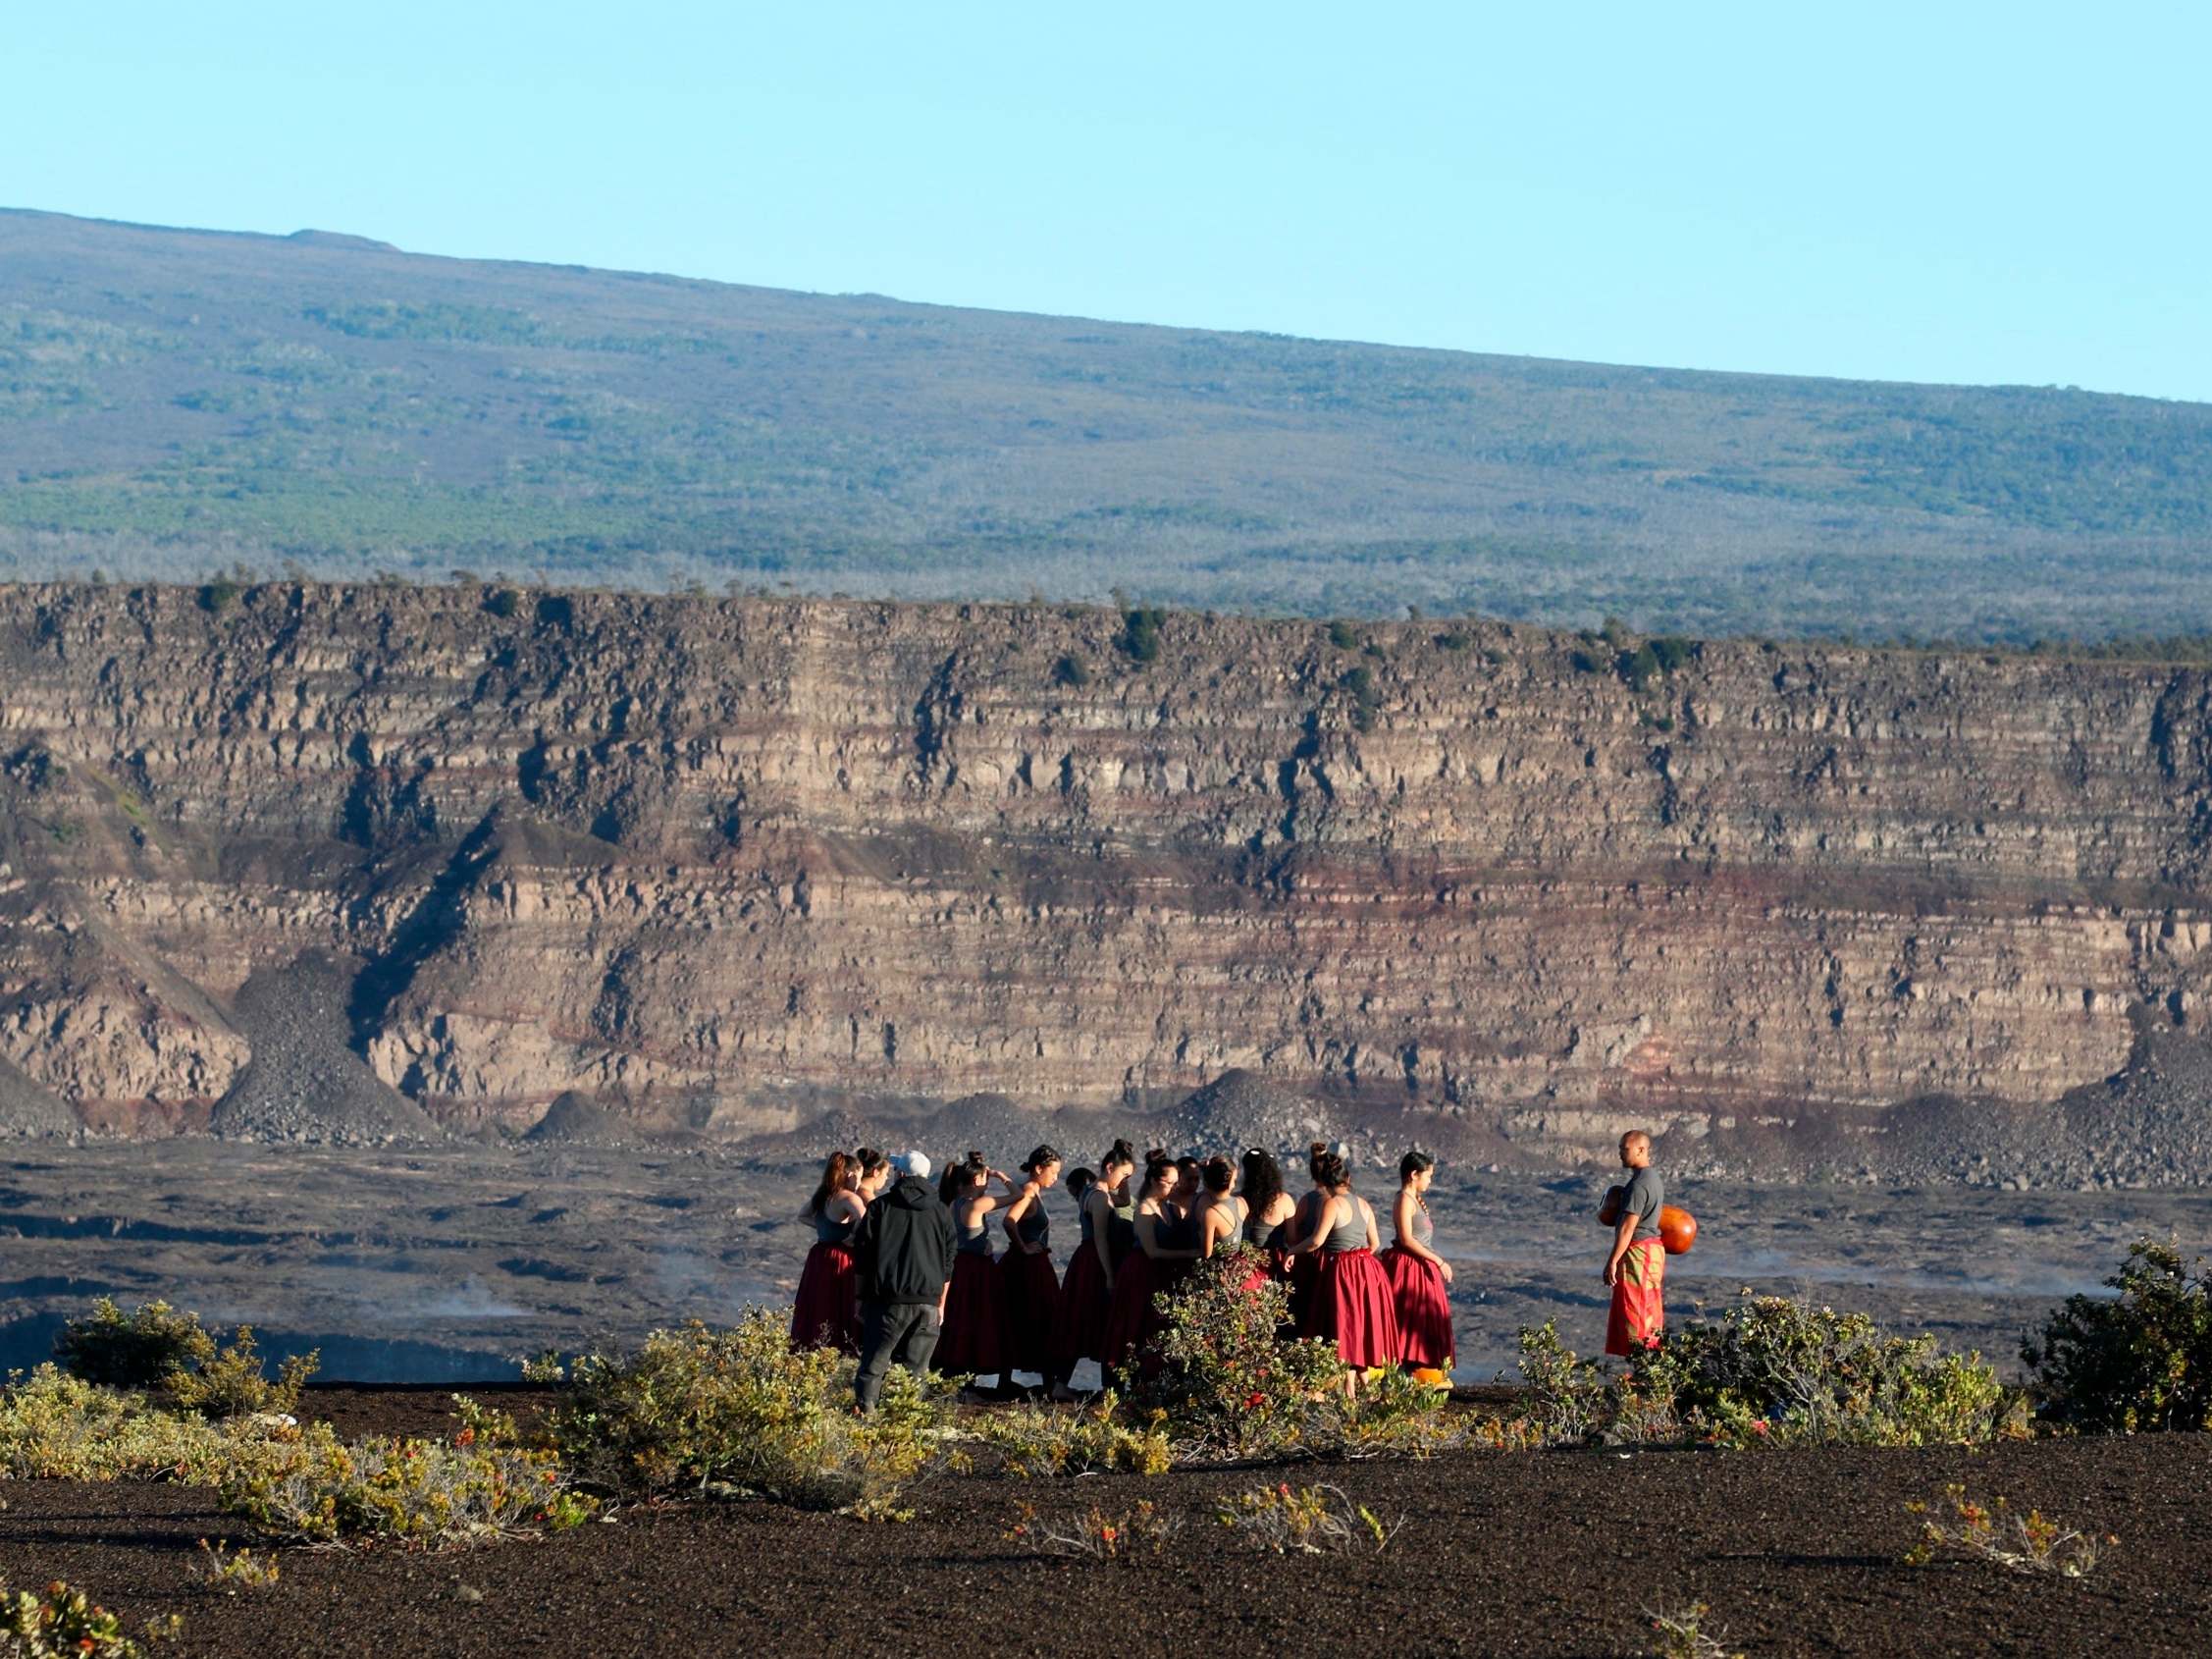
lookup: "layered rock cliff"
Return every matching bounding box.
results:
[1,583,2207,1140]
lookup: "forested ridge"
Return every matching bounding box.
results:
[4,207,2208,642]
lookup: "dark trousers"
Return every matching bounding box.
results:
[855,1300,940,1412]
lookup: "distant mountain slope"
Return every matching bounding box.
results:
[3,207,2209,640]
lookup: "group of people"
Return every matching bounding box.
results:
[794,1130,1670,1411]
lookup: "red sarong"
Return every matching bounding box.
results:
[1605,1238,1666,1356]
[998,1248,1062,1379]
[1379,1245,1454,1368]
[935,1252,1010,1378]
[1301,1246,1401,1369]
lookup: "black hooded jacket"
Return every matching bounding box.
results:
[853,1175,956,1307]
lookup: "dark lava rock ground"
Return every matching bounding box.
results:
[0,1386,2203,1657]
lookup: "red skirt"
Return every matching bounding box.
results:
[1103,1253,1187,1372]
[1605,1239,1666,1357]
[1055,1243,1115,1371]
[934,1252,1009,1377]
[1302,1247,1401,1369]
[999,1248,1062,1376]
[1379,1246,1454,1367]
[789,1241,858,1353]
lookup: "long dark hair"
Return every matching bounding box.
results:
[939,1150,988,1204]
[1240,1147,1284,1215]
[808,1151,857,1215]
[1309,1141,1349,1190]
[1399,1149,1436,1184]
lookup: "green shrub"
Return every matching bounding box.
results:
[217,1420,591,1548]
[196,579,240,615]
[1051,652,1090,688]
[1516,1297,2027,1449]
[56,1300,317,1418]
[1619,641,1663,690]
[530,1312,955,1510]
[1327,619,1360,651]
[1338,665,1381,731]
[1435,630,1471,652]
[1118,607,1166,663]
[0,1366,298,1484]
[1643,1293,2027,1447]
[968,1392,1171,1476]
[2024,1238,2212,1432]
[483,587,521,618]
[1123,1248,1348,1460]
[0,1579,174,1657]
[1650,635,1699,672]
[56,1300,213,1390]
[1337,1365,1459,1457]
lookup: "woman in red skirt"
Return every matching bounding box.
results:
[1238,1147,1297,1260]
[997,1145,1064,1391]
[1054,1139,1135,1395]
[1281,1143,1339,1329]
[1290,1145,1400,1377]
[934,1151,1017,1393]
[789,1148,885,1352]
[1380,1149,1455,1370]
[1102,1151,1201,1375]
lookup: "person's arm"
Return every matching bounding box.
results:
[1394,1190,1448,1273]
[1604,1209,1637,1285]
[1087,1189,1117,1286]
[1003,1181,1044,1253]
[1290,1196,1342,1255]
[936,1210,955,1316]
[1362,1199,1381,1253]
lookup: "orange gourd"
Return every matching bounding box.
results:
[1597,1187,1698,1255]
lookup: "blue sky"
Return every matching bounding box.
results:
[9,2,2207,401]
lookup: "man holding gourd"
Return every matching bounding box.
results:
[1599,1129,1695,1356]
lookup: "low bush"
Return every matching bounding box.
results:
[191,1539,279,1594]
[529,1312,955,1512]
[1124,1248,1349,1460]
[1337,1365,1460,1457]
[1118,607,1166,663]
[1645,1601,1741,1659]
[1516,1295,2028,1449]
[0,1366,299,1484]
[1216,1481,1400,1554]
[968,1392,1171,1476]
[0,1579,177,1657]
[2024,1237,2211,1433]
[55,1300,317,1418]
[1007,1498,1180,1562]
[1051,652,1090,688]
[216,1421,591,1549]
[1904,1484,2111,1579]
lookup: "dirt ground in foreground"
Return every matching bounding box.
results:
[0,1388,2203,1657]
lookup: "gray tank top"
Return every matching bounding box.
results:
[1405,1200,1433,1247]
[957,1210,994,1257]
[1323,1196,1368,1253]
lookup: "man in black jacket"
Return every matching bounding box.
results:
[852,1150,956,1412]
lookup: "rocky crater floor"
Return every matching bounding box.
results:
[0,1141,2197,1384]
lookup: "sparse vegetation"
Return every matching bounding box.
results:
[0,1366,300,1484]
[1007,1498,1180,1562]
[1905,1485,2111,1579]
[1215,1482,1401,1555]
[190,1539,279,1594]
[967,1392,1171,1476]
[1514,1294,2028,1450]
[2024,1237,2211,1432]
[1051,652,1090,688]
[1644,1601,1743,1659]
[526,1313,955,1512]
[1118,607,1165,663]
[56,1299,317,1419]
[216,1421,592,1549]
[0,1579,175,1657]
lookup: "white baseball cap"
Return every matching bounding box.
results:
[893,1149,932,1179]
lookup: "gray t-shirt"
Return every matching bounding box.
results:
[1621,1166,1664,1242]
